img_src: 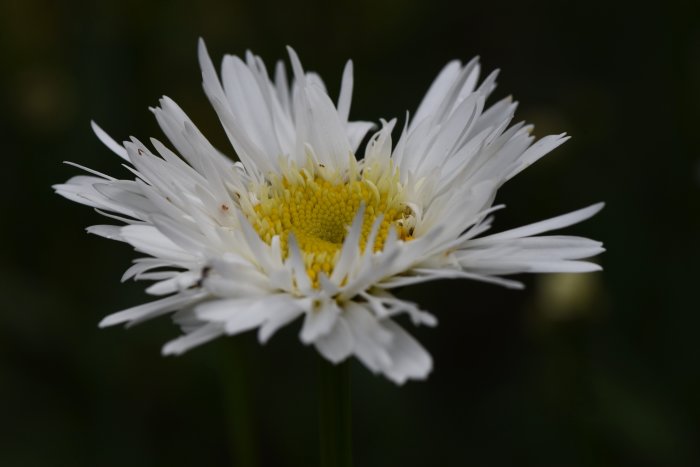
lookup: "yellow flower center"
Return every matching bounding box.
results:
[247,160,414,287]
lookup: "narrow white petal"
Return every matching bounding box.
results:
[411,60,462,128]
[380,320,433,385]
[258,306,305,344]
[330,205,365,283]
[99,291,206,327]
[162,323,225,355]
[86,225,122,240]
[285,46,306,87]
[346,121,375,152]
[120,224,197,263]
[287,234,313,293]
[91,121,128,160]
[63,161,116,181]
[474,203,605,242]
[236,211,274,272]
[337,60,353,122]
[196,294,305,340]
[381,268,524,290]
[146,271,200,296]
[300,300,341,344]
[344,303,393,373]
[315,317,354,363]
[359,291,438,327]
[121,258,174,282]
[505,134,569,181]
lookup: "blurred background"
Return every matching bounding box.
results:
[2,0,699,466]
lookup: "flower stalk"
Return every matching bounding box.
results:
[221,341,258,467]
[319,358,352,467]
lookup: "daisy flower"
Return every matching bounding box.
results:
[54,40,604,384]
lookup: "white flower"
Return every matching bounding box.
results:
[54,40,604,384]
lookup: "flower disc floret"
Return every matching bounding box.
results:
[247,161,414,286]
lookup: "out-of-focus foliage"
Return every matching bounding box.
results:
[2,0,699,466]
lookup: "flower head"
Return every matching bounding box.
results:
[55,40,603,384]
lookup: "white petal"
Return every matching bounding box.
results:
[120,224,197,263]
[258,306,305,344]
[91,121,128,160]
[86,225,122,240]
[330,205,365,284]
[146,271,200,296]
[337,60,353,122]
[412,60,462,128]
[344,303,393,373]
[300,300,341,344]
[287,234,313,294]
[346,121,375,152]
[314,317,354,363]
[162,323,225,355]
[99,291,206,327]
[342,304,432,384]
[196,294,305,339]
[379,320,433,385]
[475,203,604,242]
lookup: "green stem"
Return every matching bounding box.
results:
[319,358,353,467]
[220,340,258,467]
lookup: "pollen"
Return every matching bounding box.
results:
[246,160,414,287]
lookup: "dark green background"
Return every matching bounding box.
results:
[2,1,699,466]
